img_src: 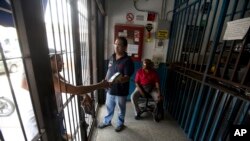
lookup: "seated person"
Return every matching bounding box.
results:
[131,59,161,120]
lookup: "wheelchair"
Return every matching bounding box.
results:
[137,94,163,122]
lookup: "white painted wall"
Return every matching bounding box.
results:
[104,0,174,64]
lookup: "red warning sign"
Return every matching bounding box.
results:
[126,13,134,22]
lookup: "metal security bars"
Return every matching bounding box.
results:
[166,0,250,140]
[0,0,95,140]
[167,0,250,93]
[43,0,92,140]
[43,0,81,140]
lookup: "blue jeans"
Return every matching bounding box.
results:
[57,112,66,135]
[103,93,127,127]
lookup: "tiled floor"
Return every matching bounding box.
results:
[91,102,190,141]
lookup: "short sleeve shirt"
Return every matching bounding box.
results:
[106,53,134,96]
[135,68,160,86]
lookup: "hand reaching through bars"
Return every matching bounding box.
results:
[98,79,111,89]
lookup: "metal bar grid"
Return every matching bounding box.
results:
[44,0,84,140]
[187,82,209,138]
[197,89,221,140]
[173,9,185,63]
[186,1,202,69]
[180,79,196,127]
[8,0,63,140]
[170,12,181,62]
[166,1,250,140]
[193,85,212,140]
[180,3,196,67]
[172,74,185,118]
[214,96,238,140]
[175,76,188,119]
[1,0,94,140]
[207,92,230,140]
[231,33,249,82]
[184,81,201,133]
[189,0,209,69]
[215,0,239,78]
[179,5,192,66]
[199,0,220,73]
[212,0,249,85]
[177,78,191,123]
[168,72,181,114]
[167,0,250,96]
[166,71,250,140]
[194,0,212,71]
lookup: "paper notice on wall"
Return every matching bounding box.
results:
[127,44,139,54]
[134,30,140,42]
[223,17,250,40]
[118,31,127,37]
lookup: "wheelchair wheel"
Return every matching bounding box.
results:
[0,97,15,117]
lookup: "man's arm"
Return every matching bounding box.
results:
[135,82,145,96]
[53,75,108,95]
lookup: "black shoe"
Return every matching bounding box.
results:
[98,123,112,129]
[153,115,160,123]
[135,115,141,120]
[115,125,125,132]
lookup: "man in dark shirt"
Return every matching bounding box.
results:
[98,37,134,132]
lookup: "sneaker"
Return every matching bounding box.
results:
[115,125,125,132]
[98,123,112,129]
[135,115,141,120]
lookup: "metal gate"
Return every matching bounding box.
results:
[165,0,250,140]
[0,0,97,140]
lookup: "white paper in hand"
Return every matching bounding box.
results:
[108,72,122,83]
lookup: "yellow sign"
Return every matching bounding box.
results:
[157,30,168,39]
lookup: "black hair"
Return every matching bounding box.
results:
[116,37,128,47]
[144,59,154,69]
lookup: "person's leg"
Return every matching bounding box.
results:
[150,90,163,122]
[57,112,72,140]
[130,88,141,116]
[150,89,160,103]
[116,95,127,127]
[58,112,66,136]
[103,93,116,125]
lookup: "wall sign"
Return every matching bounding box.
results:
[157,30,168,39]
[126,13,134,22]
[223,17,250,40]
[147,12,156,21]
[145,23,153,42]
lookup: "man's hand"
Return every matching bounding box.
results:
[156,93,162,102]
[116,75,130,83]
[99,79,110,89]
[138,89,145,97]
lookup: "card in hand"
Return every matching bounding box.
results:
[108,72,122,83]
